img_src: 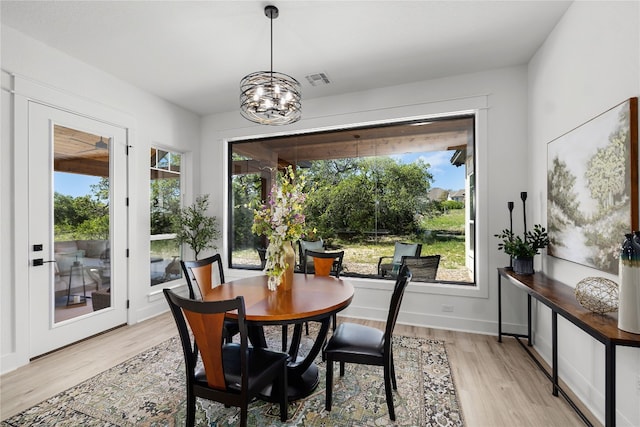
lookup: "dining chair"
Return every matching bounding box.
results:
[304,249,344,334]
[163,289,289,426]
[400,254,441,281]
[324,265,412,421]
[180,254,239,343]
[304,249,344,278]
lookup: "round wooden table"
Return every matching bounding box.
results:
[203,273,354,401]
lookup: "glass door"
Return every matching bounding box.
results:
[29,102,128,357]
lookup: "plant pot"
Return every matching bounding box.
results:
[513,257,534,275]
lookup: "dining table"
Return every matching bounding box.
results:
[203,273,354,401]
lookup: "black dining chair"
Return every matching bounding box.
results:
[304,249,344,278]
[163,289,289,427]
[180,254,239,343]
[304,249,344,335]
[324,264,412,421]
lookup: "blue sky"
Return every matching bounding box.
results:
[55,172,101,197]
[397,151,465,191]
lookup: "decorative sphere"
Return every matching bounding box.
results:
[575,277,619,314]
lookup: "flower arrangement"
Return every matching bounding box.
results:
[252,166,307,290]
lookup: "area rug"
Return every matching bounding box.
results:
[2,326,464,426]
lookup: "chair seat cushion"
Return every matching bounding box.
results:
[324,323,384,358]
[194,344,288,392]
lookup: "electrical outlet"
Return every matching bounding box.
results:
[442,304,454,313]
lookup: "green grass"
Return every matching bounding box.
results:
[422,208,465,232]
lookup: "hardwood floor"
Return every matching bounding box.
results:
[1,312,599,426]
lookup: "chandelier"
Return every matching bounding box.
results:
[240,5,302,126]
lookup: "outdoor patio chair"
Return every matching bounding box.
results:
[297,238,323,272]
[377,242,422,278]
[401,255,440,282]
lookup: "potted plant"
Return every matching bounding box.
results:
[175,195,220,260]
[495,224,549,275]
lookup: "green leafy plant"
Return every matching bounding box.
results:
[175,195,219,260]
[495,224,549,259]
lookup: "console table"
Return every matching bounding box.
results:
[497,268,640,427]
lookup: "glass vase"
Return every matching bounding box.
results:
[279,241,295,292]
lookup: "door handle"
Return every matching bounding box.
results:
[32,259,56,266]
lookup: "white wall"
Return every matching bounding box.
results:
[529,1,640,425]
[1,27,200,373]
[201,66,531,334]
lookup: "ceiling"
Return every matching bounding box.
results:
[1,1,572,117]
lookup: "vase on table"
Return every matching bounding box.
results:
[279,241,295,292]
[618,233,640,334]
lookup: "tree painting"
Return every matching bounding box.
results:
[547,98,638,274]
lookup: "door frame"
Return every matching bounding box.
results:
[11,74,137,366]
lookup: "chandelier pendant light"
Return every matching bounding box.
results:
[240,5,302,125]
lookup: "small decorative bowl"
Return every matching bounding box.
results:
[575,277,619,314]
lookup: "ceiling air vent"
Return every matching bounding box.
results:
[305,72,331,87]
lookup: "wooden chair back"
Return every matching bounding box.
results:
[180,254,225,299]
[305,250,344,277]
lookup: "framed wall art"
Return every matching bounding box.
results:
[547,97,638,274]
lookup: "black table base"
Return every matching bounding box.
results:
[249,318,332,402]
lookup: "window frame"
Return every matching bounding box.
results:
[149,147,183,287]
[226,114,477,287]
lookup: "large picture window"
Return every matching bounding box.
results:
[150,148,182,286]
[228,115,476,284]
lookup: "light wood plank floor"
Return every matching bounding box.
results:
[1,313,600,426]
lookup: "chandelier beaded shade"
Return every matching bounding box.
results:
[240,5,302,126]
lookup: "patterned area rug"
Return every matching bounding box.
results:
[2,326,464,426]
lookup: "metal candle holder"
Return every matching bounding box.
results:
[521,192,528,240]
[506,201,514,270]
